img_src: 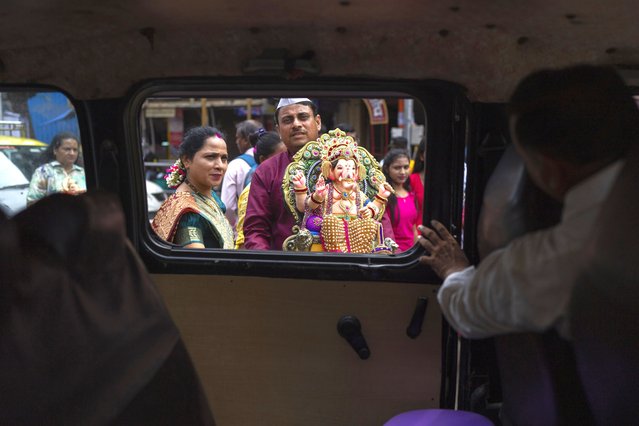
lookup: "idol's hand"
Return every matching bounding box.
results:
[359,205,373,219]
[378,182,393,198]
[314,176,327,199]
[292,169,306,189]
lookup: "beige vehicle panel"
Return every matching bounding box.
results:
[155,274,441,426]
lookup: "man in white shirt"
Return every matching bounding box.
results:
[221,119,261,226]
[417,64,639,339]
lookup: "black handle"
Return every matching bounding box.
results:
[337,315,370,360]
[406,297,428,339]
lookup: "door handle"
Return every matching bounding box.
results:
[406,297,428,338]
[337,315,370,360]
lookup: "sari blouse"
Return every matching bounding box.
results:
[152,191,234,249]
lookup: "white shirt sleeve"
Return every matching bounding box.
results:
[221,160,242,225]
[437,227,581,339]
[437,161,622,340]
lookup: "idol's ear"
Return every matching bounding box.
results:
[321,160,332,179]
[357,163,366,179]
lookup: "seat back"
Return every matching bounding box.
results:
[570,145,639,425]
[0,192,214,425]
[477,145,591,425]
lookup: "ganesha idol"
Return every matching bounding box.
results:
[282,129,398,254]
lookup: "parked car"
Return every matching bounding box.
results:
[146,179,167,221]
[0,136,47,216]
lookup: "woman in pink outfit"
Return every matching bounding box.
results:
[382,149,420,252]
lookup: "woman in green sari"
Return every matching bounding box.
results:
[152,126,235,249]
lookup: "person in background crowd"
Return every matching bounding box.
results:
[336,122,358,141]
[152,126,234,249]
[410,136,426,225]
[379,136,409,167]
[27,132,86,206]
[383,149,419,252]
[221,119,261,227]
[235,130,286,249]
[418,64,638,339]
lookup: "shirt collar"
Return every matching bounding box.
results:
[50,161,82,171]
[562,160,624,221]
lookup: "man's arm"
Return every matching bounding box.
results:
[418,220,573,338]
[243,168,273,250]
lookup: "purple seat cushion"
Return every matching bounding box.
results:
[384,409,493,426]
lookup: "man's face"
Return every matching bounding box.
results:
[235,130,250,153]
[276,104,321,153]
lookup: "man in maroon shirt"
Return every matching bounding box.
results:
[243,98,321,250]
[244,98,395,250]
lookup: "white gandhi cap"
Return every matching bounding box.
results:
[276,98,313,109]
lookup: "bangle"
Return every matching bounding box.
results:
[367,205,377,217]
[294,186,308,193]
[375,194,388,204]
[310,193,323,204]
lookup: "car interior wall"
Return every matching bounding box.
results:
[154,274,444,426]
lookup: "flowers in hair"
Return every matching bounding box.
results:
[165,159,186,188]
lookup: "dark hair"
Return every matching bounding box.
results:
[336,122,354,133]
[412,136,426,173]
[236,119,261,142]
[41,132,79,163]
[274,100,318,125]
[508,64,639,164]
[389,136,408,150]
[179,126,225,160]
[251,130,282,164]
[382,149,414,224]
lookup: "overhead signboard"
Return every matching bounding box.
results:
[362,99,388,125]
[146,107,176,118]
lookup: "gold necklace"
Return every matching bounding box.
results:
[185,179,216,204]
[338,199,352,213]
[333,189,354,200]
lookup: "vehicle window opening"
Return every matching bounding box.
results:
[140,95,429,256]
[0,90,83,217]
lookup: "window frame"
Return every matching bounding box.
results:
[124,78,467,283]
[0,84,94,215]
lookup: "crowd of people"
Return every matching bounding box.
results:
[148,97,427,253]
